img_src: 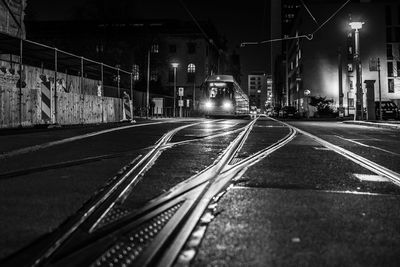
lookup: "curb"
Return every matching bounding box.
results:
[342,120,400,130]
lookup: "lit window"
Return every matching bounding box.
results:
[151,44,159,53]
[132,64,139,81]
[187,63,196,73]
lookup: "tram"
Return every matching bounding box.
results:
[199,75,249,117]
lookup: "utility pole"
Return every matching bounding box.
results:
[338,47,344,117]
[378,58,382,120]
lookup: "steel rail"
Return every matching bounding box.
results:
[3,117,295,267]
[38,118,261,267]
[94,116,294,266]
[1,121,204,267]
[277,120,400,187]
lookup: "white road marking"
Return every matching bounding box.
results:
[313,147,331,150]
[335,135,400,156]
[353,173,390,182]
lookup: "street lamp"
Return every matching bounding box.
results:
[349,21,364,120]
[171,62,179,117]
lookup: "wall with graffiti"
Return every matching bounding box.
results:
[0,60,125,128]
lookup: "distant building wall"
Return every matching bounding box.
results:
[287,1,400,115]
[0,0,26,38]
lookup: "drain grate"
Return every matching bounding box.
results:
[91,202,183,267]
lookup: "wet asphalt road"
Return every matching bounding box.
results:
[195,119,400,267]
[1,118,400,266]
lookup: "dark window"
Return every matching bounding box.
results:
[169,44,176,53]
[397,61,400,77]
[387,27,392,42]
[388,79,394,93]
[386,5,392,25]
[399,5,400,24]
[395,27,400,42]
[347,63,353,72]
[187,73,195,83]
[187,42,196,54]
[387,44,393,59]
[150,70,158,81]
[388,62,394,77]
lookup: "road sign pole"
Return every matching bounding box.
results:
[179,96,182,117]
[378,58,382,120]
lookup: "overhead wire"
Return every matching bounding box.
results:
[240,0,351,47]
[178,0,225,55]
[299,0,319,26]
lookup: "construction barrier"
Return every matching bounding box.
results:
[122,92,134,122]
[39,74,52,123]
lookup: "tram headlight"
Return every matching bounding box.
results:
[223,101,232,110]
[205,101,213,109]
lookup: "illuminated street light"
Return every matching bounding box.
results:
[349,21,364,120]
[171,63,179,117]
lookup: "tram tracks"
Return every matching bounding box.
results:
[277,120,400,187]
[2,117,297,267]
[4,116,400,267]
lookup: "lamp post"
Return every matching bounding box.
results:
[146,49,150,119]
[171,63,179,117]
[349,21,364,120]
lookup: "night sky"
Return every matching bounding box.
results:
[26,0,271,86]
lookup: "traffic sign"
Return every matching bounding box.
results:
[178,100,184,107]
[304,89,311,96]
[178,87,184,96]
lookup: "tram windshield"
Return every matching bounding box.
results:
[207,82,234,100]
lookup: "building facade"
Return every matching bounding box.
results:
[273,0,400,117]
[248,72,271,112]
[26,20,236,111]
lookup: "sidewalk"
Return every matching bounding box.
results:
[342,120,400,130]
[0,117,204,158]
[0,120,147,156]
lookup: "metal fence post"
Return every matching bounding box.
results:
[18,38,23,127]
[117,68,120,98]
[54,48,58,124]
[101,63,104,123]
[81,57,84,123]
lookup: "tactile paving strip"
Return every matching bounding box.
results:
[91,202,183,267]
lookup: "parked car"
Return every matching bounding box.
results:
[268,107,280,117]
[279,106,297,118]
[375,101,399,120]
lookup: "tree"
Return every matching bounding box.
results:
[309,96,335,116]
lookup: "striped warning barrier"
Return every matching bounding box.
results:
[123,98,132,120]
[40,75,52,123]
[122,92,135,122]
